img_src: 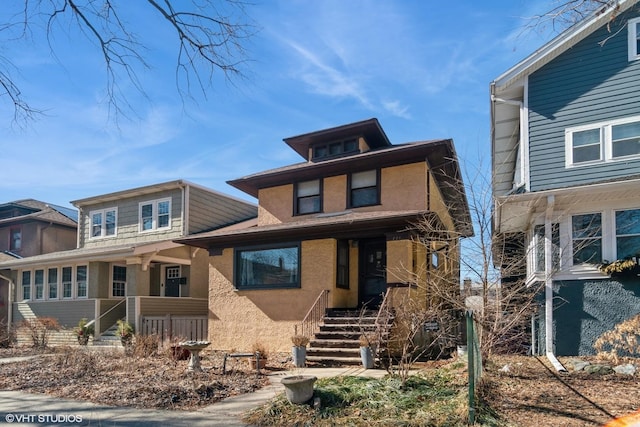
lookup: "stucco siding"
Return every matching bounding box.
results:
[528,9,640,191]
[208,239,337,352]
[537,279,640,356]
[256,162,429,225]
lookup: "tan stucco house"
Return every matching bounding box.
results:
[178,119,473,354]
[0,180,257,345]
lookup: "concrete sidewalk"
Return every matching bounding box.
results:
[0,367,387,426]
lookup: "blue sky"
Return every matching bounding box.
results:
[0,0,557,208]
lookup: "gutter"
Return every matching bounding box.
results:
[547,351,568,373]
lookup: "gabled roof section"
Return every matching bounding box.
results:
[492,0,637,91]
[71,180,192,207]
[0,199,77,228]
[284,118,391,160]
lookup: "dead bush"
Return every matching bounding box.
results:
[0,319,15,348]
[594,314,640,363]
[21,317,60,349]
[132,334,160,358]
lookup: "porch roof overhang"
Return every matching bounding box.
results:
[494,176,640,234]
[176,210,446,251]
[0,240,192,270]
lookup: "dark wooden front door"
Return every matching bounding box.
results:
[359,239,387,308]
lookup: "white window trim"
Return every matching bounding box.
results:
[565,115,640,167]
[111,264,127,298]
[628,17,640,61]
[47,267,59,301]
[61,266,73,300]
[139,198,172,233]
[89,207,118,239]
[76,265,89,299]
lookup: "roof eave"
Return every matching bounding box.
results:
[492,0,635,92]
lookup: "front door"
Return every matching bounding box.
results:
[164,266,181,297]
[359,239,387,308]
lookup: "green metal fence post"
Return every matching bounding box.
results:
[466,310,475,425]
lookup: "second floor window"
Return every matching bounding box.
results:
[566,116,640,166]
[140,199,171,232]
[349,170,379,208]
[9,227,21,251]
[91,208,117,238]
[572,213,602,265]
[295,180,321,215]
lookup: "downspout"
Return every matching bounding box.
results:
[0,272,13,332]
[544,195,567,372]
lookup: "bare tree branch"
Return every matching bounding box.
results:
[0,0,255,125]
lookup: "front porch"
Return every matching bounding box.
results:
[12,296,208,346]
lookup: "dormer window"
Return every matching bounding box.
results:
[629,17,640,61]
[312,138,358,160]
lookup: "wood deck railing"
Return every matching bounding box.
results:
[295,289,330,338]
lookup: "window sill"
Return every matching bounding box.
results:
[234,284,301,291]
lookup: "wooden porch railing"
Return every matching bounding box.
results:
[140,315,208,344]
[295,289,330,338]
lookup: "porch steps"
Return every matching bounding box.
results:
[306,309,393,366]
[92,322,123,347]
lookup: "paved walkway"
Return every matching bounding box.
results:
[0,366,387,426]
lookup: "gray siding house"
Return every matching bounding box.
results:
[0,180,257,345]
[491,0,640,356]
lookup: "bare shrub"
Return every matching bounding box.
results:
[0,319,15,348]
[132,334,160,358]
[594,314,640,363]
[21,317,60,349]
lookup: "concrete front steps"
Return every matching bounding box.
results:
[91,321,123,348]
[306,309,393,366]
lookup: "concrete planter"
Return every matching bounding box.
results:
[281,375,317,404]
[360,346,376,369]
[292,346,306,368]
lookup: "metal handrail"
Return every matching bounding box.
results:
[295,289,329,338]
[374,288,393,343]
[85,299,126,329]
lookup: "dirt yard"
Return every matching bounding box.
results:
[482,355,640,427]
[0,346,638,426]
[0,347,270,410]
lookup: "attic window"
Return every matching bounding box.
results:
[629,17,640,61]
[312,138,358,160]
